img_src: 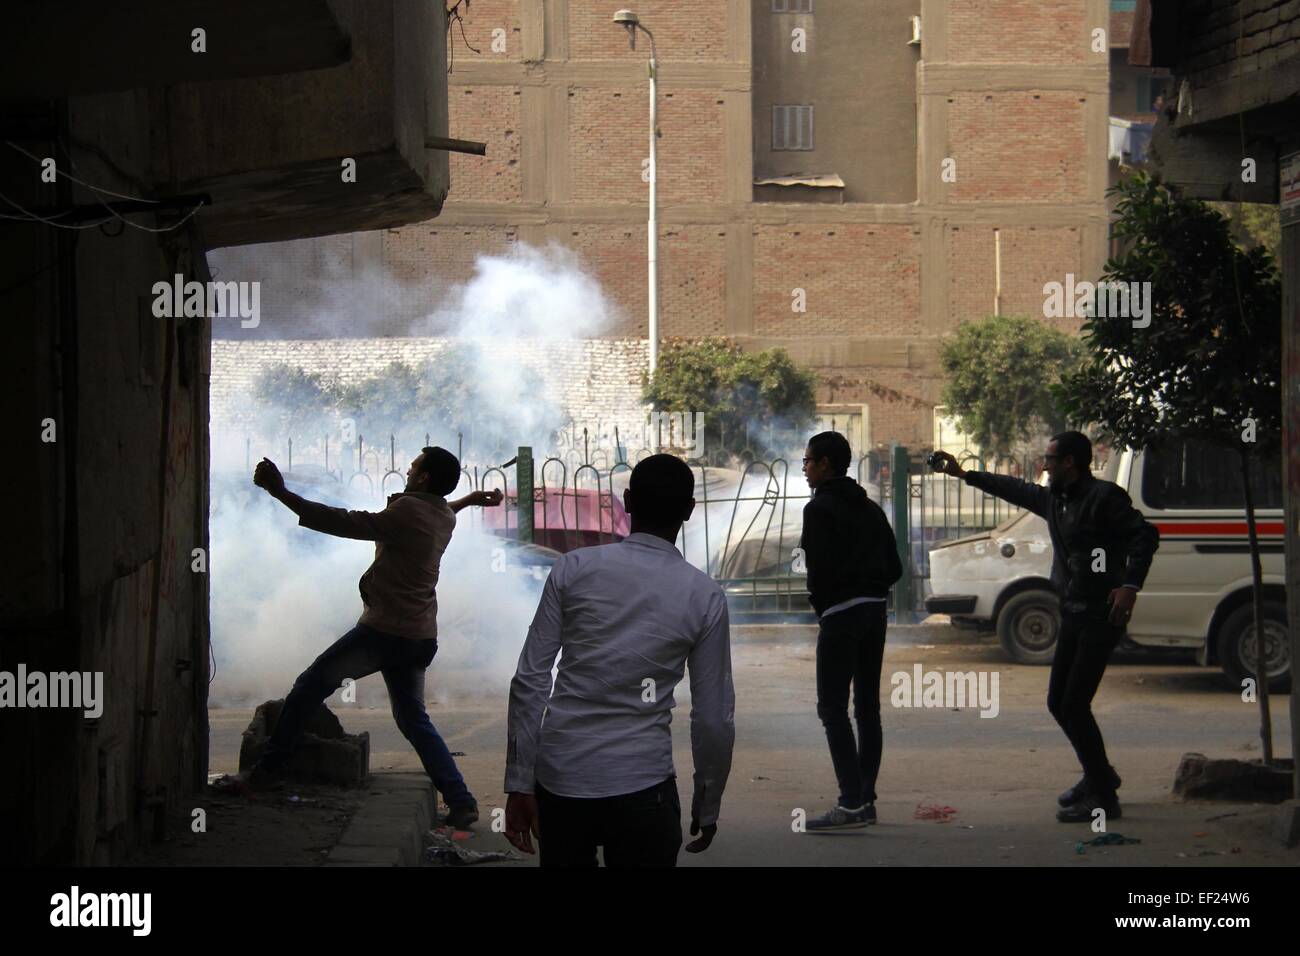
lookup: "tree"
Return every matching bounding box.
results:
[251,364,336,444]
[334,361,425,449]
[1055,171,1283,761]
[643,338,818,462]
[938,314,1082,458]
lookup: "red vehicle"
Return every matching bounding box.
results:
[476,485,629,553]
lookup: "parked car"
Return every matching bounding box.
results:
[926,439,1289,690]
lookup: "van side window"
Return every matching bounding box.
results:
[1141,439,1283,510]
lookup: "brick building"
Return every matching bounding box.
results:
[216,0,1125,450]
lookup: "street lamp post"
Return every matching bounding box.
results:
[613,10,659,380]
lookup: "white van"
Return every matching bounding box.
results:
[925,439,1289,690]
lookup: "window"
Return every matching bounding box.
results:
[772,0,813,12]
[1137,74,1170,112]
[772,105,814,151]
[1141,438,1283,510]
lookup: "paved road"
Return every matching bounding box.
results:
[209,624,1297,866]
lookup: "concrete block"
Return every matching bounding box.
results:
[238,700,370,786]
[1173,752,1295,802]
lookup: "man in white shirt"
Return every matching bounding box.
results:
[502,454,735,867]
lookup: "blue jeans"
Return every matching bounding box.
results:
[262,623,473,807]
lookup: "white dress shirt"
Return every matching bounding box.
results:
[505,532,735,826]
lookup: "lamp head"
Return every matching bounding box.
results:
[612,9,639,48]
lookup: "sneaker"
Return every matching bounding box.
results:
[1058,768,1122,807]
[1056,793,1122,824]
[443,801,479,829]
[806,804,870,831]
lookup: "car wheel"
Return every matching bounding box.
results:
[1216,601,1291,694]
[997,589,1060,665]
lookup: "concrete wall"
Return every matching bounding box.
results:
[209,336,650,453]
[0,0,453,865]
[0,92,212,865]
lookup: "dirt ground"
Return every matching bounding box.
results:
[200,623,1297,867]
[123,779,363,866]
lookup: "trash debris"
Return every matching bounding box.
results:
[424,829,519,865]
[1204,811,1239,822]
[450,751,467,757]
[914,803,957,822]
[432,825,473,842]
[959,824,975,830]
[208,773,252,797]
[286,795,317,805]
[751,775,770,782]
[1075,833,1141,854]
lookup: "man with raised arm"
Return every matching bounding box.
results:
[249,446,501,829]
[931,432,1158,822]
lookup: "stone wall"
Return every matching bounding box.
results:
[210,336,653,458]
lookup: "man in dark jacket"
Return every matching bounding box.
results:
[931,431,1159,822]
[799,432,902,830]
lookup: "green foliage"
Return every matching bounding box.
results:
[1210,200,1281,263]
[643,338,818,460]
[1054,172,1281,456]
[937,315,1083,457]
[250,344,562,462]
[251,364,335,440]
[334,361,424,444]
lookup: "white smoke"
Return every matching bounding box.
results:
[207,242,622,707]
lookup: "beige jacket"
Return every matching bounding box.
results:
[297,491,456,640]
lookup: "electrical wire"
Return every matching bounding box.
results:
[4,139,204,233]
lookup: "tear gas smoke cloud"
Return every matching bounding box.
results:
[208,244,618,706]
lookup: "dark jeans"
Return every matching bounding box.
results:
[1047,606,1123,799]
[261,623,473,807]
[535,776,681,868]
[815,601,888,808]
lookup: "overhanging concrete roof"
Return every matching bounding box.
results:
[0,0,352,101]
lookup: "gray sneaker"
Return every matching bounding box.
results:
[806,804,871,831]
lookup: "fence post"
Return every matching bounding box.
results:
[517,446,534,545]
[891,444,912,623]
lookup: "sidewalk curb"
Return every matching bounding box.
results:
[324,772,432,867]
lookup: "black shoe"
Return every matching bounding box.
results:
[1058,768,1122,807]
[806,804,870,831]
[443,801,479,829]
[1057,792,1122,824]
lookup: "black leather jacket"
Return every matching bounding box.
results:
[800,476,903,617]
[962,470,1160,609]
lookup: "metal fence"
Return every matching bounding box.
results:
[244,429,1046,621]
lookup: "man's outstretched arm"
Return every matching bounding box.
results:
[930,451,1051,518]
[254,457,402,542]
